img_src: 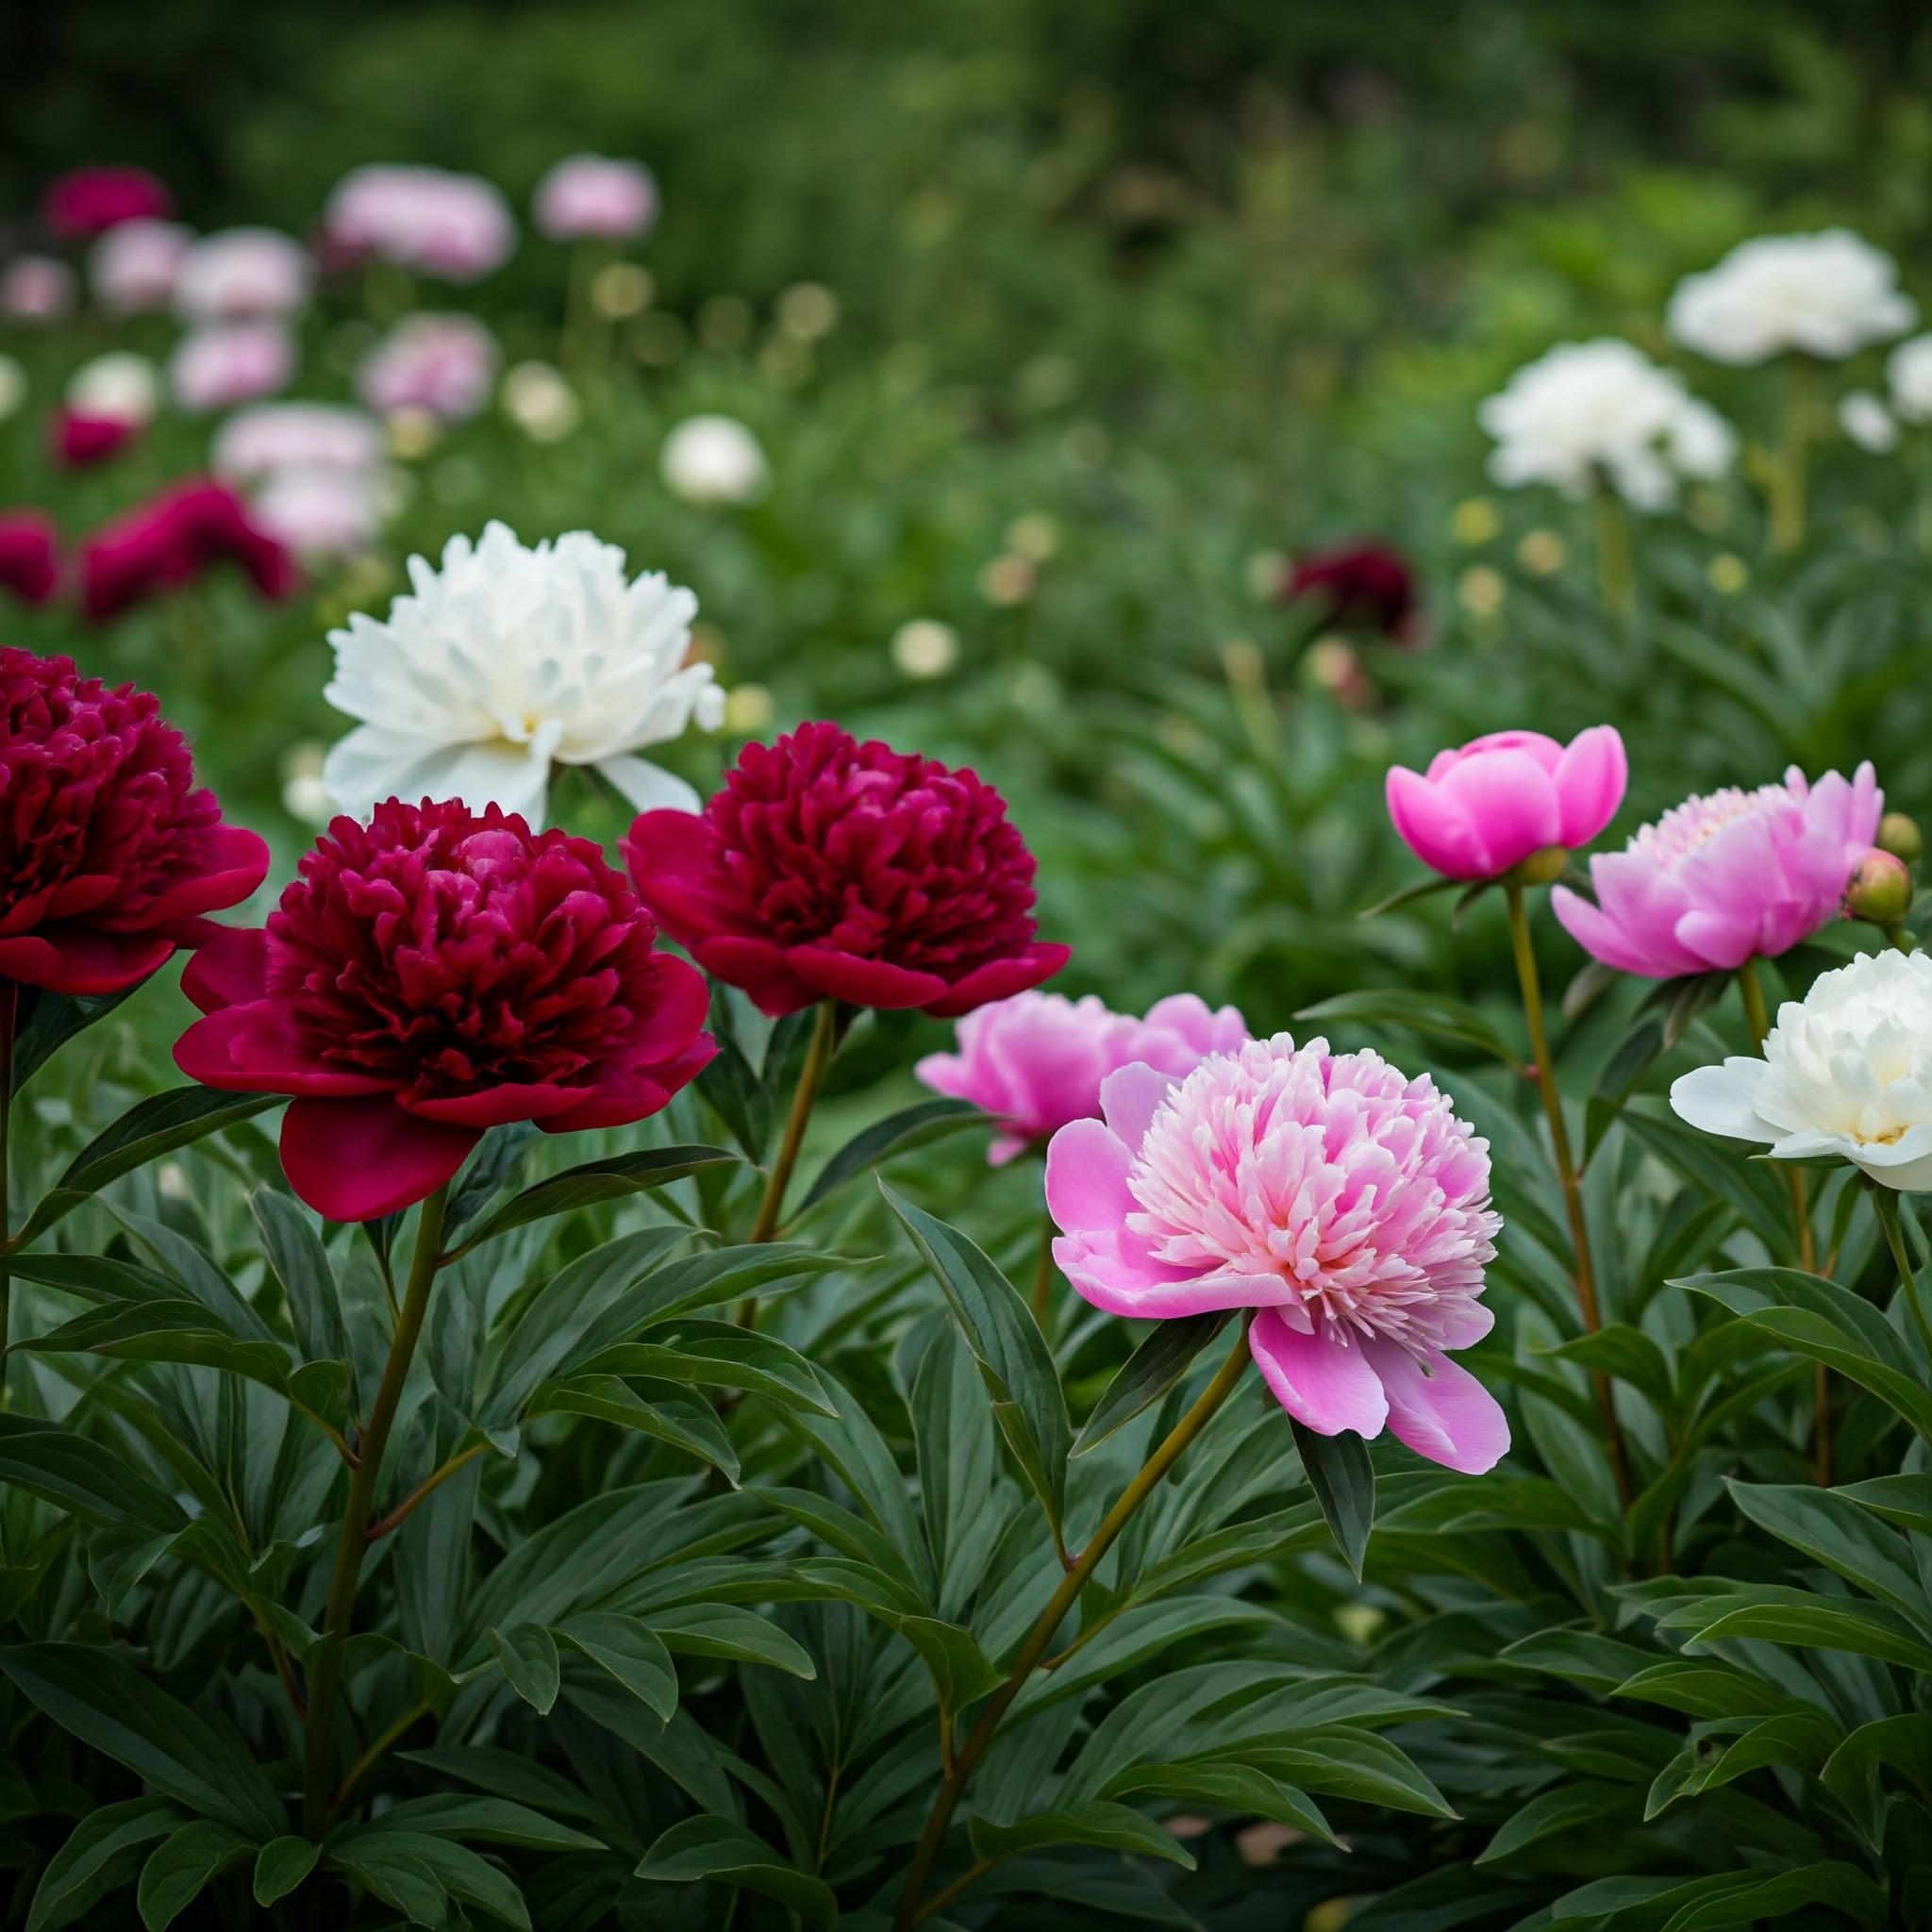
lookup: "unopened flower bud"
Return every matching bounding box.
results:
[1507,845,1571,888]
[1877,811,1923,865]
[1845,847,1913,925]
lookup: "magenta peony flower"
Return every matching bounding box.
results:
[324,165,516,281]
[174,797,715,1221]
[0,648,269,995]
[42,167,174,240]
[918,991,1247,1165]
[358,313,497,422]
[624,721,1070,1019]
[1386,726,1626,882]
[88,219,192,314]
[1282,541,1420,641]
[173,229,310,323]
[2,256,77,324]
[51,409,142,469]
[0,515,61,605]
[533,156,659,242]
[1047,1034,1508,1474]
[78,479,297,623]
[167,323,295,412]
[1552,763,1881,976]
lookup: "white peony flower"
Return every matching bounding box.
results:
[1889,334,1932,425]
[500,361,579,441]
[68,352,160,426]
[322,520,725,824]
[1672,949,1932,1191]
[659,414,769,505]
[1478,339,1737,510]
[1840,390,1899,454]
[1667,229,1915,365]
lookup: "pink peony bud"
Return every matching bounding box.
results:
[51,409,142,469]
[357,313,497,422]
[1845,847,1913,925]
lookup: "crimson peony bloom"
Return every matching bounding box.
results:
[0,648,269,996]
[0,515,60,605]
[42,167,174,240]
[175,797,716,1221]
[1283,541,1421,641]
[78,479,297,623]
[624,722,1070,1019]
[52,408,142,469]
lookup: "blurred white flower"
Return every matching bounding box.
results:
[533,156,658,242]
[280,741,334,824]
[1,256,76,323]
[168,323,295,412]
[1672,949,1932,1191]
[891,618,959,679]
[253,468,382,559]
[89,219,192,315]
[1667,229,1915,365]
[1840,390,1899,454]
[213,403,382,481]
[174,228,311,322]
[500,361,579,441]
[660,414,769,504]
[1889,334,1932,425]
[0,355,24,423]
[358,314,497,423]
[68,352,159,426]
[322,520,725,822]
[1478,339,1737,510]
[325,165,516,281]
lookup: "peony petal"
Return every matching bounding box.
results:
[788,945,949,1011]
[592,752,702,815]
[179,925,270,1012]
[174,1003,392,1095]
[1367,1343,1510,1474]
[3,925,176,996]
[1669,1060,1774,1143]
[539,1035,718,1132]
[1247,1309,1390,1438]
[1432,748,1562,876]
[405,1082,590,1125]
[141,826,272,924]
[923,944,1073,1019]
[1044,1116,1136,1235]
[0,935,66,991]
[279,1093,479,1222]
[621,809,741,943]
[1386,764,1480,878]
[1550,884,1675,978]
[1552,725,1628,847]
[691,935,816,1017]
[1098,1061,1180,1154]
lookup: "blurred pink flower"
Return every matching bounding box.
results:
[174,229,311,322]
[1047,1034,1507,1474]
[1553,763,1881,976]
[51,410,142,469]
[0,512,60,604]
[79,478,297,622]
[42,167,173,240]
[212,403,382,481]
[325,165,516,281]
[1386,726,1626,881]
[251,468,379,558]
[533,156,659,242]
[358,312,496,421]
[918,991,1248,1164]
[2,256,77,323]
[169,323,295,412]
[90,219,192,315]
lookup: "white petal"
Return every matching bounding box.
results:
[591,753,702,814]
[1670,1060,1774,1142]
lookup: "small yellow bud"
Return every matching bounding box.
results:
[1877,812,1923,865]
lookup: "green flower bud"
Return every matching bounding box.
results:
[1845,847,1914,925]
[1877,811,1923,865]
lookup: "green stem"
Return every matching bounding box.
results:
[739,1000,839,1327]
[891,1317,1255,1929]
[1874,1186,1932,1370]
[1029,1208,1057,1327]
[1504,884,1633,1507]
[1771,355,1812,553]
[364,1439,489,1543]
[1594,487,1634,626]
[331,1696,433,1812]
[302,1185,449,1840]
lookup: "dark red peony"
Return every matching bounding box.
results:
[42,167,174,240]
[0,648,270,996]
[623,721,1070,1019]
[175,797,716,1222]
[0,515,60,606]
[1282,541,1421,641]
[78,479,296,623]
[52,408,142,470]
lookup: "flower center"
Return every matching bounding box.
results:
[1629,780,1793,866]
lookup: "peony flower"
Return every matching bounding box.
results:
[89,219,192,315]
[1281,541,1420,641]
[51,411,142,469]
[2,256,77,323]
[78,479,297,623]
[324,165,516,281]
[1667,230,1916,365]
[660,414,769,506]
[1552,762,1879,977]
[533,156,659,242]
[1888,335,1932,426]
[68,352,160,427]
[1840,390,1899,454]
[173,229,311,322]
[321,521,722,823]
[211,402,382,482]
[42,167,173,239]
[174,797,714,1221]
[1478,341,1737,510]
[0,514,60,605]
[358,313,497,422]
[1386,725,1626,882]
[625,722,1070,1019]
[0,648,269,995]
[252,468,380,560]
[1047,1034,1507,1473]
[168,323,294,412]
[918,991,1248,1165]
[1672,949,1932,1191]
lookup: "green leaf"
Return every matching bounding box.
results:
[1100,1760,1338,1846]
[884,1183,1071,1539]
[1728,1480,1931,1627]
[137,1821,252,1931]
[249,1188,345,1365]
[1544,1324,1675,1415]
[1627,1111,1792,1255]
[1291,1420,1374,1580]
[26,1799,181,1932]
[527,1377,740,1480]
[441,1123,541,1240]
[1822,1713,1932,1819]
[9,982,142,1092]
[1245,1726,1456,1817]
[488,1624,560,1714]
[553,1612,677,1723]
[252,1837,320,1907]
[1661,1585,1932,1673]
[334,1828,531,1929]
[1074,1314,1229,1457]
[645,1603,815,1678]
[794,1096,987,1213]
[446,1145,738,1256]
[376,1794,605,1851]
[0,1414,186,1530]
[968,1801,1195,1869]
[899,1614,1002,1711]
[1477,1782,1635,1863]
[574,1324,836,1415]
[1840,1474,1932,1537]
[1356,874,1465,922]
[635,1817,838,1928]
[1294,989,1523,1070]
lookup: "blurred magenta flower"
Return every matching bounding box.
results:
[89,219,192,315]
[2,256,77,324]
[533,156,659,242]
[1553,763,1881,976]
[1386,726,1626,881]
[325,164,516,281]
[168,323,294,412]
[0,647,269,994]
[918,991,1248,1164]
[173,229,310,322]
[42,167,173,240]
[1282,541,1420,641]
[51,409,142,469]
[358,313,497,421]
[79,479,296,622]
[625,721,1070,1018]
[0,514,60,605]
[1046,1034,1508,1473]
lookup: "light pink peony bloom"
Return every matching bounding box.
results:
[2,256,77,323]
[918,991,1248,1165]
[1047,1034,1507,1474]
[212,403,381,482]
[533,156,659,242]
[358,313,497,422]
[168,324,295,412]
[1386,726,1626,881]
[250,467,380,558]
[174,229,311,322]
[90,220,193,315]
[325,165,516,281]
[1552,762,1881,977]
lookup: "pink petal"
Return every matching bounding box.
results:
[1248,1309,1389,1439]
[1387,764,1480,878]
[179,925,270,1012]
[1552,726,1627,847]
[1098,1061,1179,1153]
[691,935,816,1017]
[1432,748,1563,876]
[280,1093,479,1222]
[1044,1116,1135,1234]
[1365,1342,1509,1474]
[173,1003,391,1095]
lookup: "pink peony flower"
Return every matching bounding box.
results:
[918,991,1248,1164]
[42,167,173,240]
[625,722,1070,1019]
[1047,1035,1508,1474]
[0,514,60,605]
[168,323,295,412]
[1282,541,1421,641]
[211,402,381,481]
[173,229,310,322]
[174,797,715,1221]
[51,410,142,469]
[250,468,380,559]
[89,219,192,315]
[1552,763,1881,976]
[1386,726,1626,882]
[2,256,77,323]
[533,156,659,242]
[0,648,269,995]
[78,479,297,623]
[358,313,497,422]
[324,165,516,281]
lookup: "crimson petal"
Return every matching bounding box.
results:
[280,1094,479,1222]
